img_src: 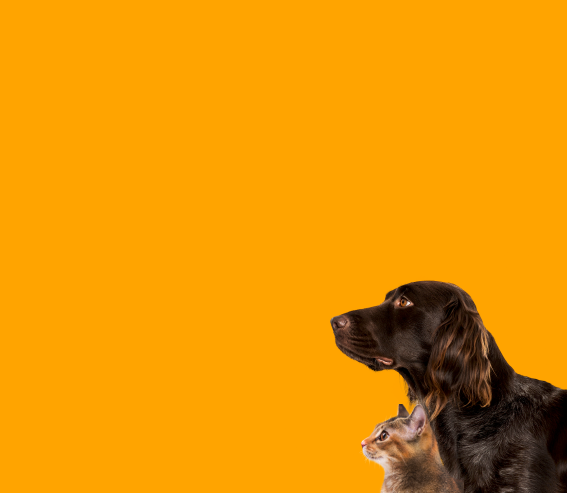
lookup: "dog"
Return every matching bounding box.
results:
[331,281,567,492]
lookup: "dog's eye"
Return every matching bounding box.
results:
[377,431,389,441]
[399,297,412,307]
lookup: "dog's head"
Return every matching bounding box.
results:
[331,281,492,419]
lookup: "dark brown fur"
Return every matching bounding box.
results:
[424,292,492,419]
[332,281,567,492]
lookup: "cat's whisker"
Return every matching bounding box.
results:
[359,406,460,492]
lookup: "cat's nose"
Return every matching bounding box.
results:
[361,439,367,448]
[331,315,350,332]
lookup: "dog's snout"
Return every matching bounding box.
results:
[331,315,349,331]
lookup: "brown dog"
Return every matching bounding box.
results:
[332,281,567,492]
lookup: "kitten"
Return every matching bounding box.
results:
[362,404,461,493]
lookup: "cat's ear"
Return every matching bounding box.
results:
[408,405,427,436]
[397,404,409,418]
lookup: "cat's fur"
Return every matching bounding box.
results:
[362,404,461,493]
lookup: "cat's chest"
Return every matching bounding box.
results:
[380,474,407,493]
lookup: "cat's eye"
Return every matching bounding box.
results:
[399,297,412,308]
[377,431,389,441]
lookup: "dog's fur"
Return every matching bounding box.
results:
[331,281,567,492]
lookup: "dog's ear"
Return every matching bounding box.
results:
[425,293,492,420]
[407,405,427,436]
[397,404,409,418]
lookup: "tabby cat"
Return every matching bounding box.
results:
[362,404,461,493]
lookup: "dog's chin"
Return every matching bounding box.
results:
[336,343,383,371]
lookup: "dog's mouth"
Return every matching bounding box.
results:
[336,343,394,371]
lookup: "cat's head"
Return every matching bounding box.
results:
[361,404,430,468]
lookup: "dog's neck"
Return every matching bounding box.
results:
[483,333,516,399]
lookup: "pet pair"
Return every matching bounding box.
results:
[332,281,567,492]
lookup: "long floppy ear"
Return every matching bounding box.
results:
[424,293,492,420]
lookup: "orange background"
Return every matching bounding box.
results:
[3,1,567,491]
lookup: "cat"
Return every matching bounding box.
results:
[362,404,461,493]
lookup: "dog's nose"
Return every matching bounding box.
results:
[361,439,367,448]
[331,315,349,331]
